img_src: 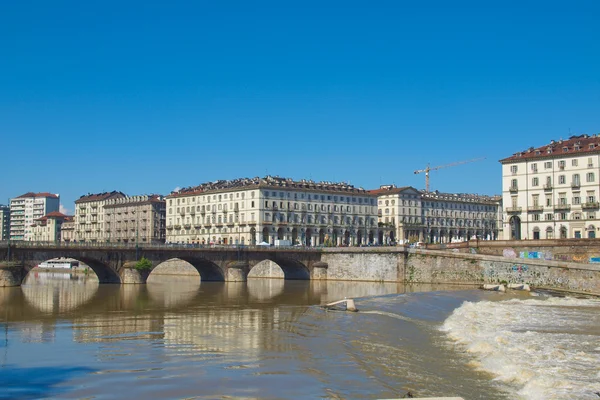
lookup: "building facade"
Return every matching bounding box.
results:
[60,216,75,243]
[31,212,69,242]
[371,186,423,244]
[75,191,126,242]
[104,195,166,244]
[421,191,501,243]
[501,134,600,240]
[372,185,501,244]
[74,191,166,243]
[0,205,9,241]
[10,193,60,241]
[166,176,380,246]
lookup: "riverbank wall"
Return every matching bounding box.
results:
[321,248,600,295]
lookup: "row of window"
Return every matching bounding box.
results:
[511,157,596,174]
[169,191,375,205]
[529,212,595,221]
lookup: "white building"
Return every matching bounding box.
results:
[166,176,381,246]
[500,134,600,240]
[421,191,501,243]
[371,185,501,244]
[10,192,60,241]
[370,186,423,244]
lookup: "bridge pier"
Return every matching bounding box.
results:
[227,261,249,282]
[0,262,26,287]
[120,262,150,284]
[312,261,328,280]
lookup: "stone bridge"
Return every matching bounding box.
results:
[2,243,599,295]
[0,243,327,285]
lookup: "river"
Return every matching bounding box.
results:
[0,271,598,399]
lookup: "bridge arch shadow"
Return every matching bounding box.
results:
[249,257,310,280]
[150,257,225,282]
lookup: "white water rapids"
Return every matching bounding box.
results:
[442,296,600,400]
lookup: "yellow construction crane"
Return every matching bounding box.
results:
[414,157,485,192]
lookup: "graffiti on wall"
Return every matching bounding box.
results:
[503,248,517,258]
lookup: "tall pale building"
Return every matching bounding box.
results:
[501,134,600,240]
[10,193,60,241]
[166,176,380,246]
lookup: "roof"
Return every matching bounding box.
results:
[421,190,501,204]
[75,191,126,203]
[368,185,417,196]
[500,134,600,163]
[167,176,372,198]
[16,192,59,199]
[35,211,68,222]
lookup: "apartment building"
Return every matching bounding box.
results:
[0,205,9,241]
[10,192,60,241]
[31,211,69,242]
[370,186,423,243]
[421,191,501,243]
[74,191,126,242]
[104,195,166,244]
[74,191,166,243]
[60,216,75,243]
[166,176,380,246]
[501,134,600,240]
[372,185,501,244]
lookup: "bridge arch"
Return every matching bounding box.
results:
[168,257,225,281]
[248,257,310,280]
[22,256,120,284]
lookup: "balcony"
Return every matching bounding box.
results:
[527,205,544,212]
[571,181,581,188]
[190,208,196,215]
[200,208,206,214]
[509,186,518,193]
[179,209,185,215]
[554,203,571,211]
[183,224,191,229]
[166,225,174,230]
[506,207,522,213]
[194,224,202,229]
[543,184,553,190]
[174,225,181,229]
[582,202,600,209]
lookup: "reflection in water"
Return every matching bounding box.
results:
[147,276,201,308]
[247,278,285,300]
[1,273,543,399]
[22,271,99,314]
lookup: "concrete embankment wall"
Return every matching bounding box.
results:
[428,239,600,264]
[321,248,600,295]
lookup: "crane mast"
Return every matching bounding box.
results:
[414,157,485,192]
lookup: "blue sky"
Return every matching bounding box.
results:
[1,1,598,213]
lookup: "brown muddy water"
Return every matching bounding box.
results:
[0,271,598,399]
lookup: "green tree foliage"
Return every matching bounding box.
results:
[135,257,152,271]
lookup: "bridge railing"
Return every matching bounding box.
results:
[0,240,327,252]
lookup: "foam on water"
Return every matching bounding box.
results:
[441,296,600,400]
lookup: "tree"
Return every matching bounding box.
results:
[134,257,152,271]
